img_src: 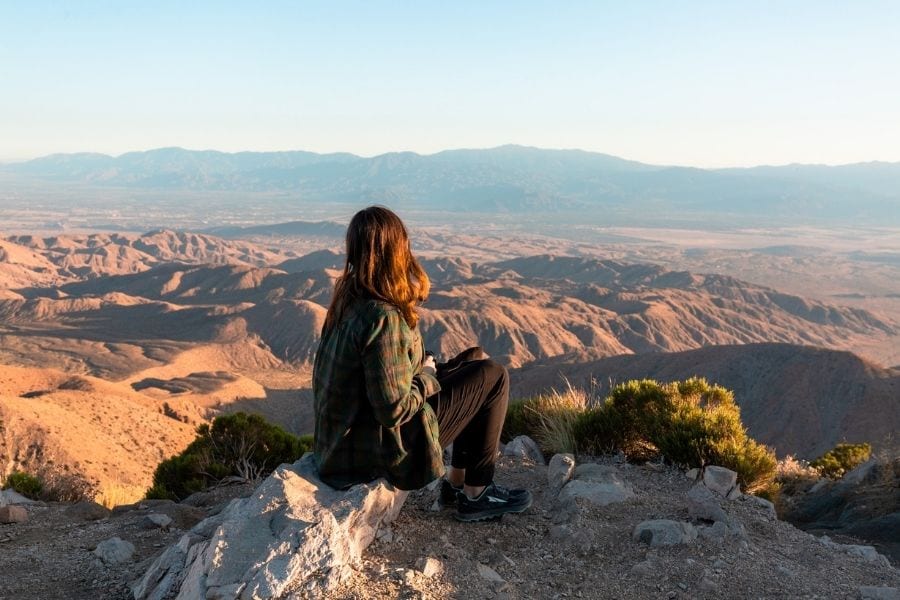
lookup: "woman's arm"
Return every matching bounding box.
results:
[361,307,440,429]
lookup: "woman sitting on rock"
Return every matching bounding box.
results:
[313,205,532,522]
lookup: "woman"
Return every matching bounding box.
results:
[313,206,531,522]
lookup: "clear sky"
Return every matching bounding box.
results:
[2,1,898,166]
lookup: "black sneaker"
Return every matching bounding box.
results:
[454,482,533,522]
[440,479,463,507]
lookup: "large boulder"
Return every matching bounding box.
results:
[131,454,407,600]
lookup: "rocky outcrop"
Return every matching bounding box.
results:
[131,454,407,600]
[781,456,899,563]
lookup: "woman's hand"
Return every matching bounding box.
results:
[422,353,437,376]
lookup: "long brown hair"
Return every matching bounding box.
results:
[323,206,430,331]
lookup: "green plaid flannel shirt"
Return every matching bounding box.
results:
[312,297,444,491]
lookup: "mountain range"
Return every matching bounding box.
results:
[4,146,900,225]
[0,228,896,482]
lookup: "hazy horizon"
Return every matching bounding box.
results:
[3,2,899,167]
[5,143,900,169]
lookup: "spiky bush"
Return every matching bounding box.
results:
[810,442,872,479]
[506,377,777,494]
[147,412,313,501]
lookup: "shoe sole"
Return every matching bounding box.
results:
[452,497,533,522]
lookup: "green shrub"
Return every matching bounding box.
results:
[506,377,777,494]
[147,412,313,501]
[810,442,872,479]
[3,471,43,498]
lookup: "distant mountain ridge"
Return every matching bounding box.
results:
[4,145,900,224]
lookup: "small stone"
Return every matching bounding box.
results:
[502,435,545,465]
[699,578,717,592]
[143,513,173,529]
[94,537,135,565]
[376,528,394,544]
[630,559,657,578]
[547,453,576,492]
[859,586,900,600]
[550,524,572,540]
[702,466,738,498]
[66,500,111,521]
[415,557,442,578]
[678,582,687,590]
[0,505,28,524]
[776,565,794,578]
[685,468,700,480]
[633,520,698,546]
[559,479,634,507]
[477,563,505,583]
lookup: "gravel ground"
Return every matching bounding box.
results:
[1,458,896,600]
[332,455,899,600]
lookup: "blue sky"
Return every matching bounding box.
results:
[1,1,898,166]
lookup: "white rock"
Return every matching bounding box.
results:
[131,453,407,600]
[702,466,738,498]
[0,489,39,505]
[685,468,700,481]
[415,557,443,578]
[144,513,173,529]
[633,520,698,546]
[94,537,135,565]
[502,435,545,465]
[477,563,505,583]
[547,453,576,491]
[726,484,742,501]
[844,544,891,567]
[859,586,900,600]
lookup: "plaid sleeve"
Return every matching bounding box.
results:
[361,307,432,428]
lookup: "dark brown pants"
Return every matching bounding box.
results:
[426,348,509,487]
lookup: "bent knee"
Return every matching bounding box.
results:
[479,359,509,388]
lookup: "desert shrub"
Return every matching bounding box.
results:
[502,399,535,442]
[3,467,95,502]
[507,377,777,494]
[3,471,42,498]
[810,442,872,479]
[147,412,313,501]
